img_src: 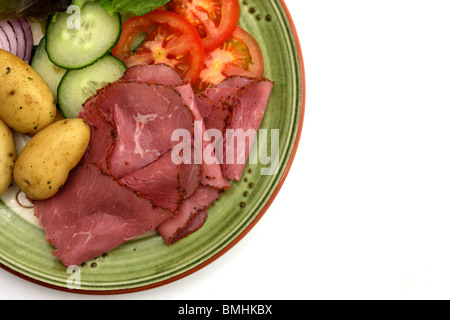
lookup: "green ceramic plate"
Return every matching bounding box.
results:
[0,0,305,294]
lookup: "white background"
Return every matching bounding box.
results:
[2,0,450,300]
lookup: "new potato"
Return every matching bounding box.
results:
[0,49,56,135]
[14,119,91,200]
[0,119,16,196]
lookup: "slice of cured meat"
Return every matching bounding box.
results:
[178,147,202,200]
[167,210,208,245]
[221,79,274,181]
[34,164,173,267]
[216,76,257,89]
[120,151,182,211]
[152,85,229,245]
[95,82,195,178]
[77,92,114,172]
[194,92,213,119]
[157,186,221,245]
[121,64,184,87]
[194,78,274,181]
[176,84,230,190]
[195,76,260,134]
[196,87,237,134]
[120,149,204,211]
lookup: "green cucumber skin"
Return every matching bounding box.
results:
[46,23,122,70]
[57,55,127,119]
[45,2,122,70]
[31,37,67,100]
[45,21,122,70]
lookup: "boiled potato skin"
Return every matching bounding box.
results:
[0,49,56,135]
[14,119,91,200]
[0,119,16,196]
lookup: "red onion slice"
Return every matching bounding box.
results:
[0,19,34,64]
[9,19,25,61]
[21,19,34,64]
[0,22,18,56]
[0,27,10,52]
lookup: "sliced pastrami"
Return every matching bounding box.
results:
[34,164,173,267]
[221,79,274,181]
[95,82,195,178]
[157,186,221,245]
[121,64,184,87]
[178,146,202,200]
[169,210,208,245]
[120,151,182,211]
[77,92,114,172]
[196,76,259,135]
[216,75,257,89]
[176,84,230,190]
[196,87,237,134]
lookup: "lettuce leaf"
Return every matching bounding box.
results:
[99,0,170,16]
[0,0,71,21]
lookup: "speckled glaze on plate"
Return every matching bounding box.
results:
[0,0,305,294]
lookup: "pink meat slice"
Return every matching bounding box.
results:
[77,92,114,172]
[95,82,195,178]
[169,210,208,245]
[34,164,173,267]
[194,92,213,119]
[176,84,230,190]
[120,151,182,211]
[196,87,237,134]
[178,146,202,199]
[196,76,259,135]
[157,186,221,245]
[216,75,257,89]
[179,161,202,199]
[121,64,184,87]
[222,79,274,181]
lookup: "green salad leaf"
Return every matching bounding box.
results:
[73,0,170,16]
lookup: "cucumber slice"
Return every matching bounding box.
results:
[58,55,126,119]
[46,1,121,70]
[31,37,67,100]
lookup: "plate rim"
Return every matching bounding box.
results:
[0,0,306,295]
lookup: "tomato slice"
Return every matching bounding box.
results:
[167,0,240,52]
[193,26,264,92]
[112,10,205,84]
